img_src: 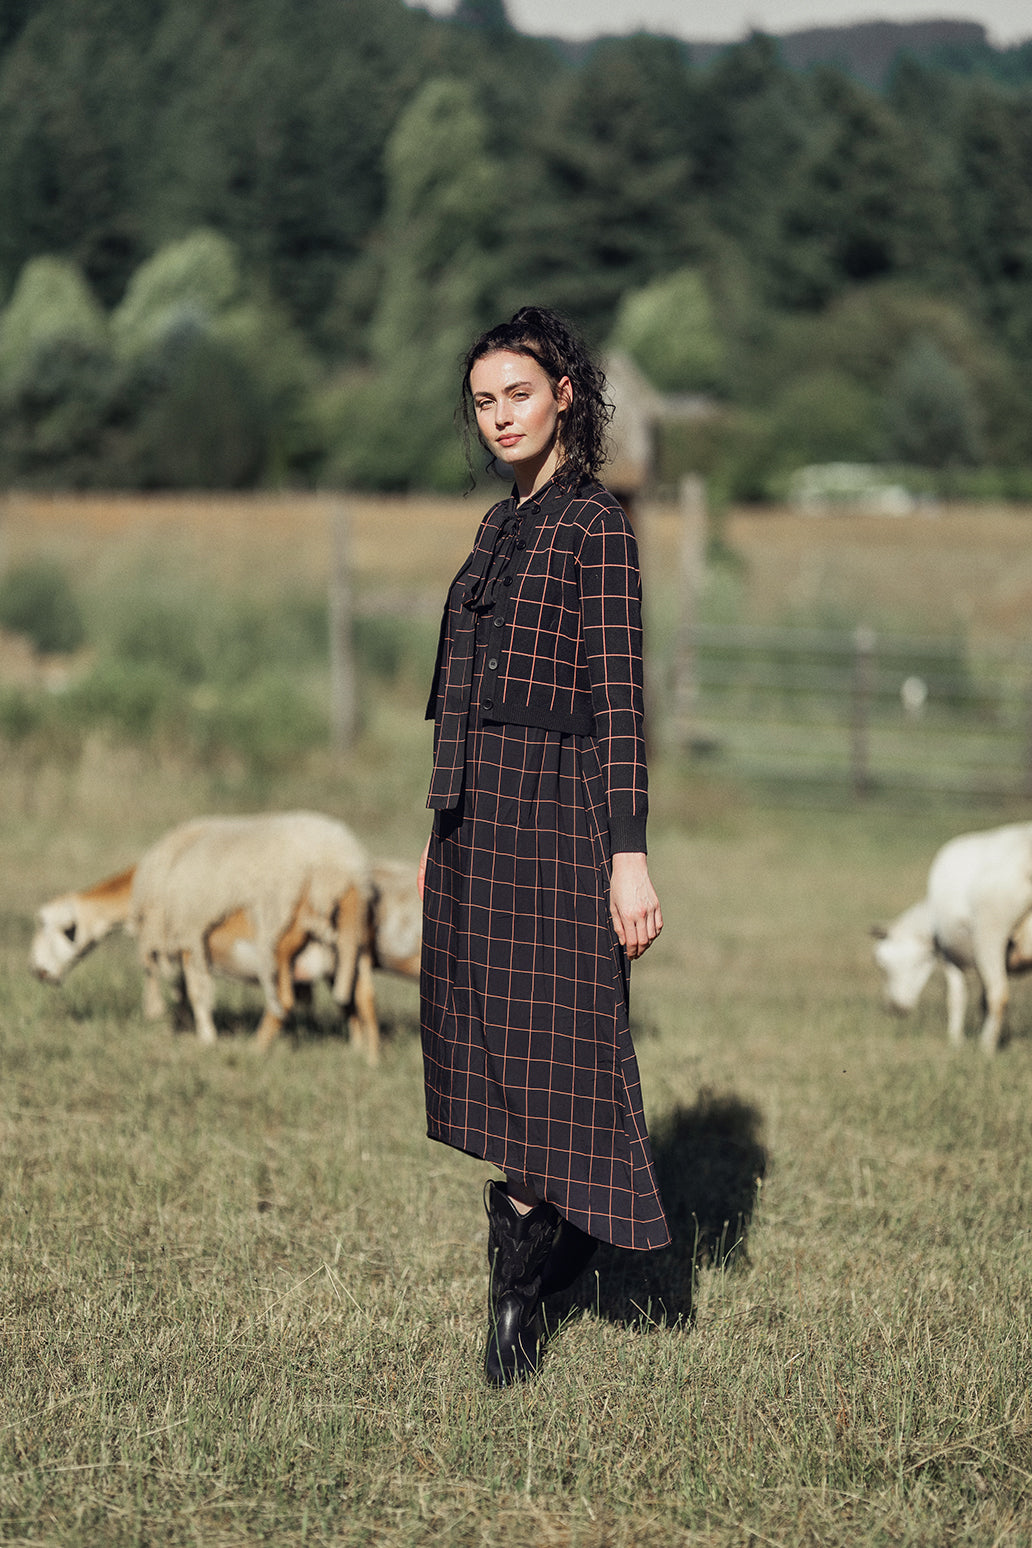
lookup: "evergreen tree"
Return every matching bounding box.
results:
[326,77,502,489]
[685,36,810,281]
[773,67,956,308]
[951,83,1032,358]
[503,35,696,339]
[0,0,153,303]
[454,0,511,32]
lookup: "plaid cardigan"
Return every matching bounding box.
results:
[425,477,649,854]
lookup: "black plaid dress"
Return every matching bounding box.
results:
[421,480,669,1252]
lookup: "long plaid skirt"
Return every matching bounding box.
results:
[420,713,669,1252]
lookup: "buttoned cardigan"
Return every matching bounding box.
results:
[425,476,648,854]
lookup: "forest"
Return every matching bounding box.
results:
[2,0,1032,497]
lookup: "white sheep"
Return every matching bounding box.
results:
[127,811,376,1053]
[31,822,422,1061]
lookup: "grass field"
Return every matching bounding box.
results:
[1,495,1031,1545]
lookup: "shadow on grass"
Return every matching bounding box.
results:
[182,1006,424,1051]
[548,1089,768,1332]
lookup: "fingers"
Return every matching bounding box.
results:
[611,903,663,959]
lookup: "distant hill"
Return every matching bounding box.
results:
[550,18,1032,88]
[689,19,990,85]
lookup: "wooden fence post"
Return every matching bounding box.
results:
[851,625,876,797]
[329,498,357,752]
[671,474,707,751]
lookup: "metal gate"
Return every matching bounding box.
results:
[668,624,1032,801]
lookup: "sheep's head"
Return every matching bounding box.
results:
[30,898,94,983]
[871,916,936,1014]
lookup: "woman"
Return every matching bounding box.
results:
[418,306,669,1386]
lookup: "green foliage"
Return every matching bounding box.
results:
[0,257,119,484]
[884,335,983,467]
[0,557,86,653]
[193,667,327,775]
[331,78,501,492]
[1,8,1032,492]
[501,35,696,339]
[766,370,883,469]
[111,228,242,358]
[609,268,726,393]
[0,255,108,378]
[62,657,188,741]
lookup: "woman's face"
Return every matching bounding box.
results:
[469,349,572,499]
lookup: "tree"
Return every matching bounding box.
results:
[609,268,725,393]
[111,230,318,487]
[326,77,502,489]
[684,36,810,292]
[884,335,982,468]
[453,0,511,32]
[500,36,696,340]
[0,0,151,303]
[951,83,1032,357]
[773,67,956,308]
[0,256,117,485]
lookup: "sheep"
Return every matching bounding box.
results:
[872,821,1032,1052]
[32,865,336,1000]
[31,867,136,985]
[127,812,377,1054]
[368,858,422,980]
[32,825,423,1060]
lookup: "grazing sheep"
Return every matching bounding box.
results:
[872,821,1032,1053]
[31,831,423,1060]
[32,866,335,999]
[127,812,376,1053]
[31,867,136,985]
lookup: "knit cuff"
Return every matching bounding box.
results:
[609,811,647,854]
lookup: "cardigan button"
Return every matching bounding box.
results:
[487,659,498,670]
[482,697,494,709]
[492,616,504,627]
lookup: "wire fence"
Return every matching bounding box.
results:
[667,623,1032,802]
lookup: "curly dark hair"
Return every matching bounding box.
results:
[459,305,613,488]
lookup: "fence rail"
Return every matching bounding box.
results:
[669,623,1032,801]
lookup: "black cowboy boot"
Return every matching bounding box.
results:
[539,1218,598,1300]
[483,1181,559,1387]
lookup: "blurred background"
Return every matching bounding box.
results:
[2,0,1032,501]
[2,0,1032,805]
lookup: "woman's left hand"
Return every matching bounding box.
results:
[610,852,663,960]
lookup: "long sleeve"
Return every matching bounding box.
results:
[577,503,648,853]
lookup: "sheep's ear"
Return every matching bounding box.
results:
[870,924,888,940]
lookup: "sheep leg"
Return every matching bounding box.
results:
[347,947,379,1065]
[943,961,968,1046]
[333,886,380,1064]
[254,909,310,1052]
[142,954,166,1021]
[181,947,219,1045]
[972,934,1009,1055]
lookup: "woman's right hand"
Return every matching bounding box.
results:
[417,835,431,901]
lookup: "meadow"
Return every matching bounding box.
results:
[1,493,1031,1546]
